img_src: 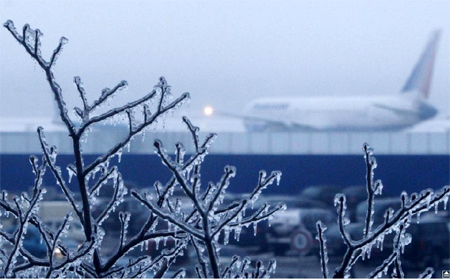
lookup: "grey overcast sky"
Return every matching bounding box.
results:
[0,0,449,121]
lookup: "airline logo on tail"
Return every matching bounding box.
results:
[402,30,441,99]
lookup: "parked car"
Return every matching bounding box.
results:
[5,225,47,258]
[45,220,85,242]
[326,210,450,270]
[327,197,418,256]
[265,207,336,256]
[300,185,342,207]
[220,194,273,251]
[356,198,401,226]
[219,244,272,274]
[223,194,330,251]
[401,211,450,270]
[341,186,370,222]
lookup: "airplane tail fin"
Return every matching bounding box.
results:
[402,30,441,99]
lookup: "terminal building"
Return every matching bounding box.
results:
[1,118,449,197]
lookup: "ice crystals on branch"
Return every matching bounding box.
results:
[0,154,48,277]
[419,267,435,279]
[317,143,450,279]
[132,116,285,278]
[2,20,198,278]
[249,170,282,209]
[4,19,286,278]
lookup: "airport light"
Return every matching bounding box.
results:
[204,106,214,116]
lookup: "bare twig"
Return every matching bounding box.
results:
[331,144,450,278]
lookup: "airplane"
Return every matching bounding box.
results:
[407,117,450,133]
[205,30,442,132]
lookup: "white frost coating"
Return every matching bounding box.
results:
[399,233,412,254]
[175,142,186,165]
[383,208,394,222]
[274,171,282,186]
[343,217,350,226]
[419,268,434,279]
[119,211,131,243]
[268,215,273,227]
[29,155,39,175]
[329,145,450,278]
[334,194,346,210]
[400,191,408,207]
[50,37,69,66]
[234,226,242,241]
[203,184,217,206]
[3,21,288,276]
[3,20,13,29]
[67,165,76,183]
[377,234,385,251]
[144,239,149,251]
[259,170,267,182]
[316,221,329,277]
[117,148,123,163]
[224,165,237,178]
[155,237,160,250]
[278,202,287,212]
[374,180,383,195]
[223,226,231,245]
[174,269,186,278]
[253,222,258,236]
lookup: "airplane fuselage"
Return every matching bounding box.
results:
[243,94,437,132]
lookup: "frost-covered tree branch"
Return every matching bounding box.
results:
[316,143,450,278]
[2,20,285,278]
[131,117,285,278]
[2,20,192,278]
[316,221,329,279]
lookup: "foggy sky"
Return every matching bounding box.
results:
[1,0,449,121]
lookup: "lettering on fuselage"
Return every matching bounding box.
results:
[253,103,289,110]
